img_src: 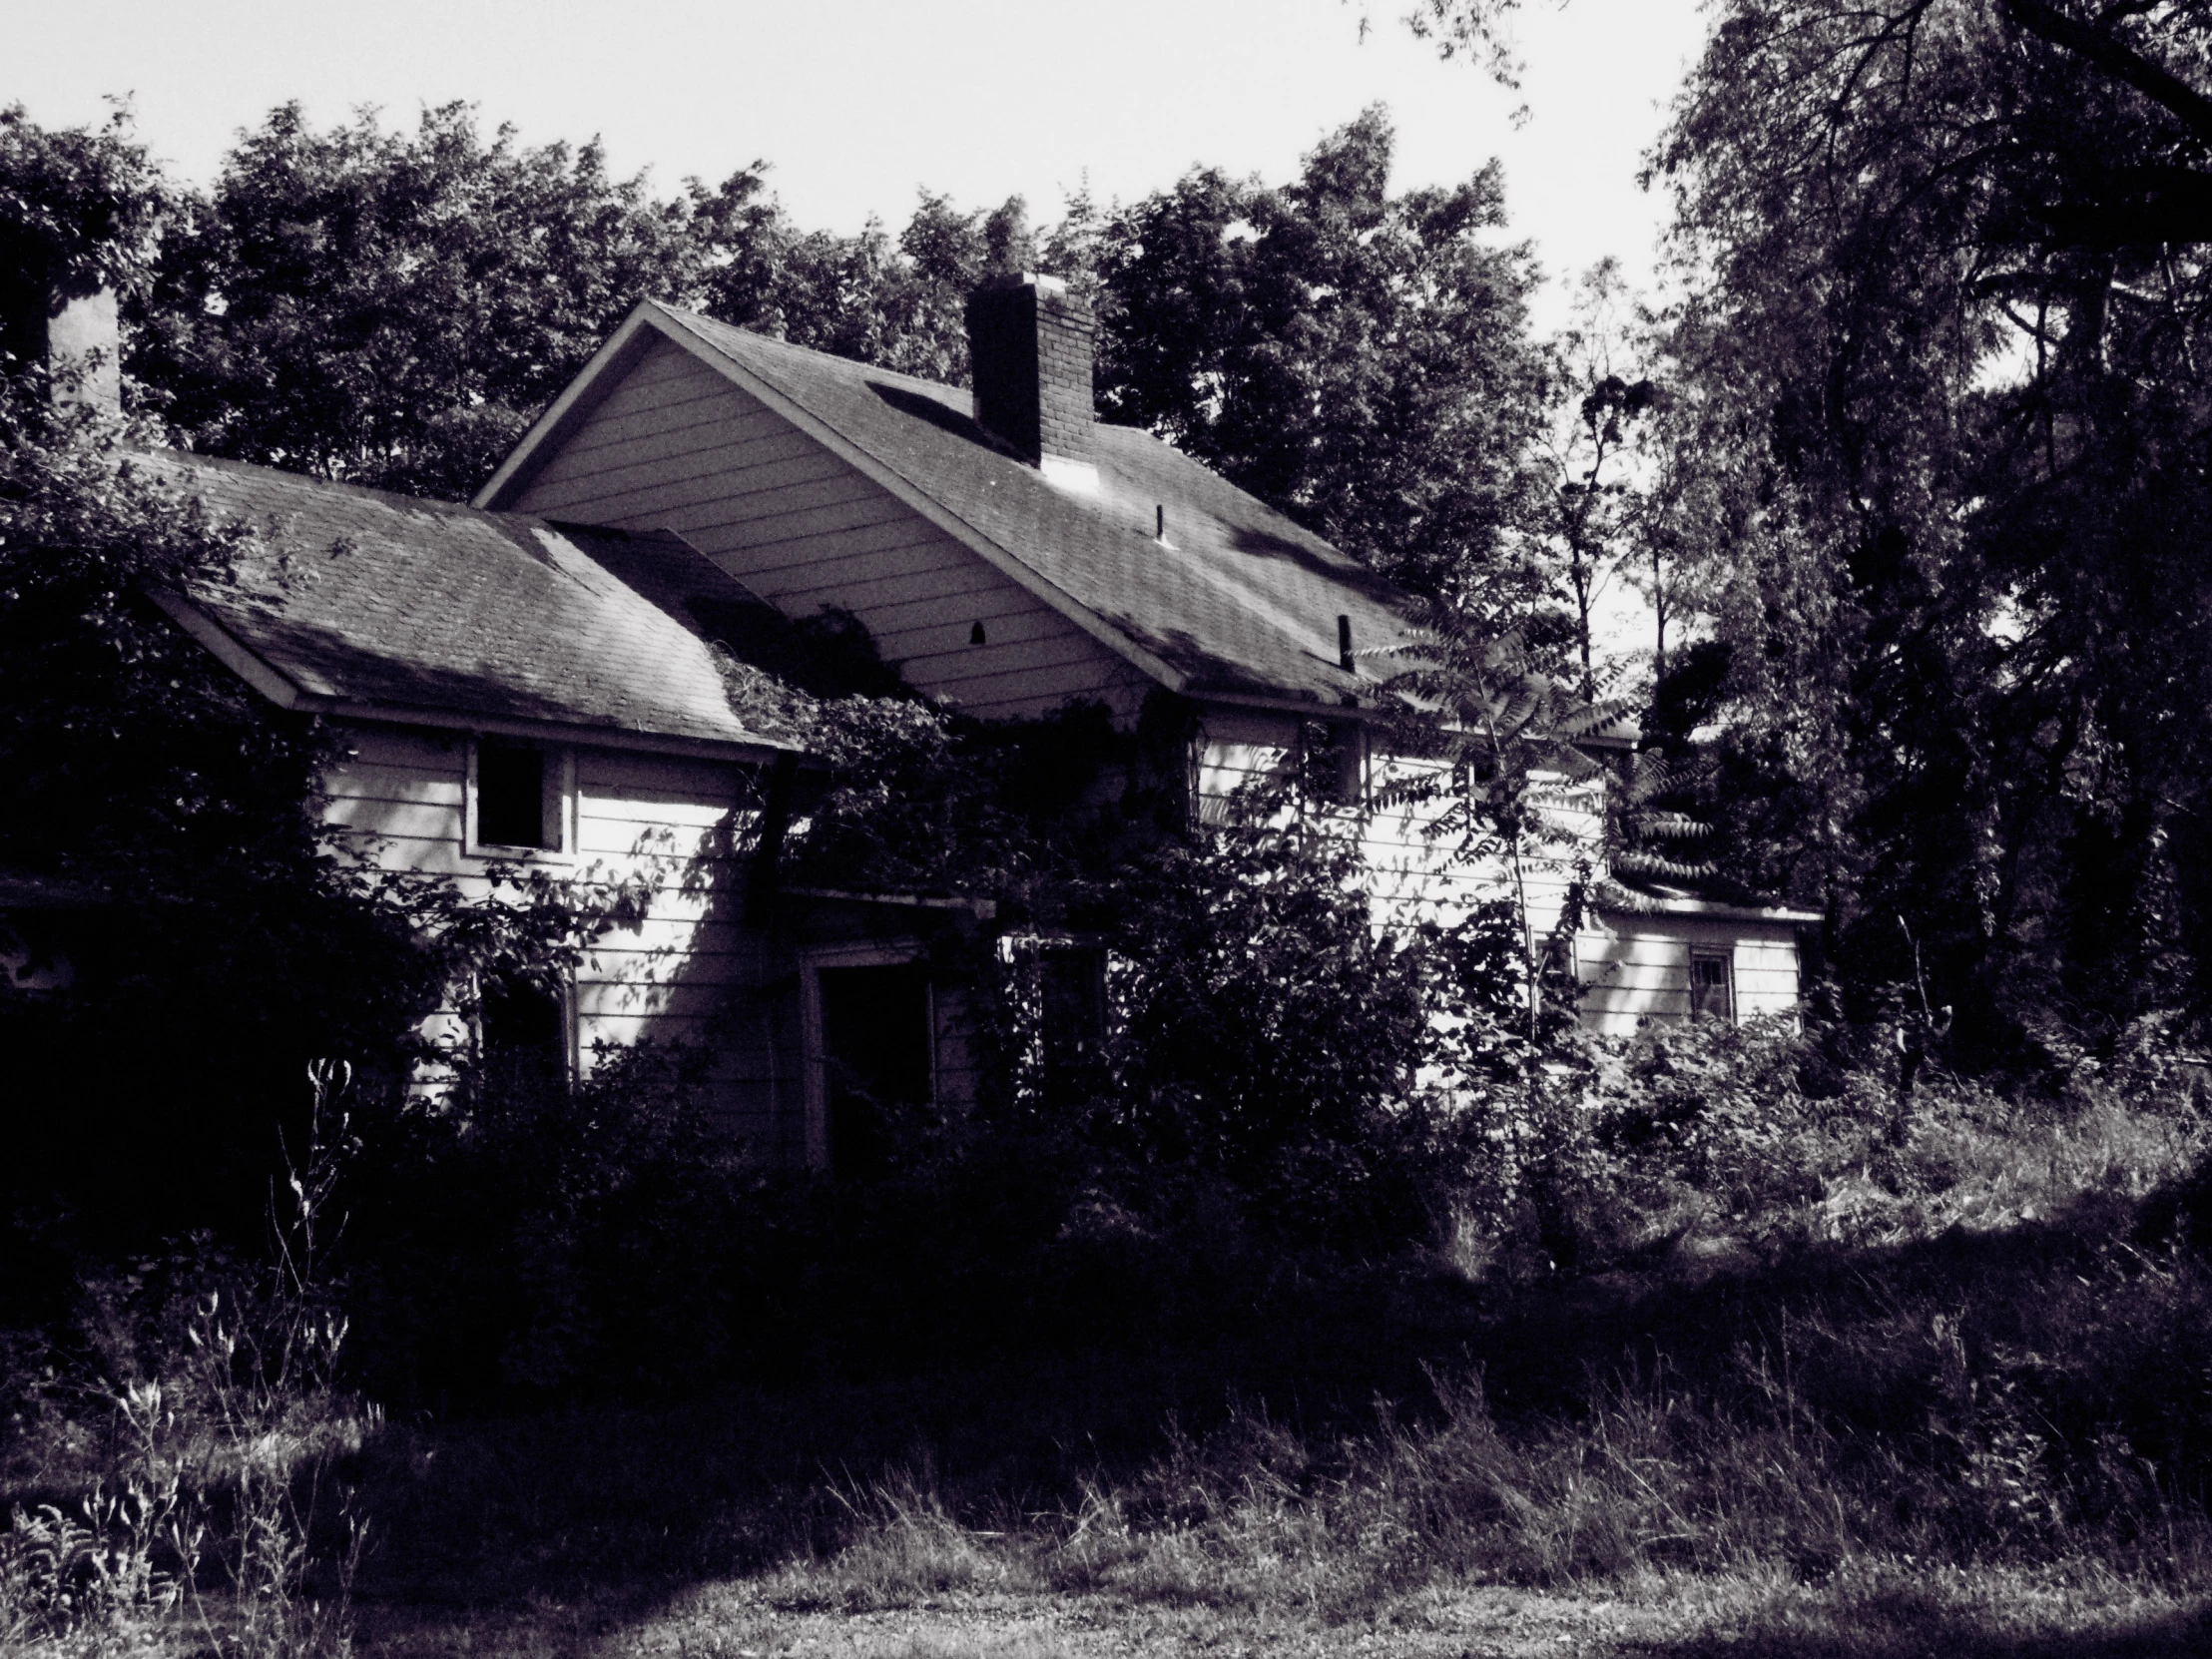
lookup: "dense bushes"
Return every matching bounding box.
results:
[1,1067,369,1655]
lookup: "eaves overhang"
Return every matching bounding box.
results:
[151,586,806,766]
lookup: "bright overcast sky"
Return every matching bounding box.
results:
[12,0,1708,332]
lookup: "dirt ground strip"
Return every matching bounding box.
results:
[351,1575,2212,1659]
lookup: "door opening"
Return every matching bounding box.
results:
[818,961,934,1176]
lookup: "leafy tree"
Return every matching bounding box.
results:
[0,103,170,373]
[1088,108,1548,603]
[0,387,431,1240]
[1643,0,2212,1050]
[0,381,664,1256]
[1531,261,1659,699]
[705,188,1034,384]
[1382,1,2212,1049]
[130,102,764,498]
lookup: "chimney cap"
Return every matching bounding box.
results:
[976,270,1069,300]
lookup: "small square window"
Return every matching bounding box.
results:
[1689,950,1735,1022]
[472,739,565,853]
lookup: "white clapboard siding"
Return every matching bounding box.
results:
[1578,919,1804,1035]
[505,334,1150,722]
[318,720,803,1143]
[1191,717,1806,1030]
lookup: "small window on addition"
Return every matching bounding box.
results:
[1689,950,1735,1022]
[474,738,559,852]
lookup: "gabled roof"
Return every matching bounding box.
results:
[477,300,1421,716]
[137,448,806,758]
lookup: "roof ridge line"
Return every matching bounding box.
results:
[643,303,1196,697]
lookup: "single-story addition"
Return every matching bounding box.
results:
[473,273,1818,1031]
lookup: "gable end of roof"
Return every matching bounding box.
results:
[480,301,1195,697]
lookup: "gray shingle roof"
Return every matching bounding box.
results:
[644,303,1421,709]
[137,448,802,753]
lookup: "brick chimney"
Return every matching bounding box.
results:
[965,273,1098,493]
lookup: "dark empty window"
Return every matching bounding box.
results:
[478,741,552,849]
[1689,951,1734,1022]
[1299,722,1366,807]
[819,962,933,1178]
[479,966,566,1098]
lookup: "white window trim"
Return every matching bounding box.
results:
[1530,926,1580,982]
[464,738,577,863]
[1689,946,1737,1024]
[798,942,936,1172]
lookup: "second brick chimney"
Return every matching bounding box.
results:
[3,277,123,414]
[965,273,1098,492]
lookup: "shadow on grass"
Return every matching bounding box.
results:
[1627,1595,2212,1659]
[336,1209,2212,1641]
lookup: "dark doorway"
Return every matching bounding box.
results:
[819,961,934,1177]
[1039,944,1106,1102]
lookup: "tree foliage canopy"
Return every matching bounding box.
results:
[1081,108,1546,599]
[1634,0,2212,1050]
[130,102,758,497]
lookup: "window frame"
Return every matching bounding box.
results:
[1531,926,1579,985]
[464,736,576,862]
[471,961,578,1093]
[799,942,937,1172]
[1298,719,1370,809]
[1002,931,1111,1101]
[1688,948,1736,1023]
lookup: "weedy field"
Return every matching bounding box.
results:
[11,1030,2212,1657]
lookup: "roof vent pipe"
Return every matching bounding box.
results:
[1338,614,1356,675]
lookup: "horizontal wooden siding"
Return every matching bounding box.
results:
[508,336,1151,722]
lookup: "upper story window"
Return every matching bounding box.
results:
[469,738,571,856]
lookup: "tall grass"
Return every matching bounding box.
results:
[776,1046,2212,1626]
[16,1029,2212,1654]
[1,1064,369,1656]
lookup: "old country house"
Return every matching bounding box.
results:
[473,275,1815,1029]
[45,275,1813,1170]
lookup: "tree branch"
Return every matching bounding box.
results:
[2002,0,2212,149]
